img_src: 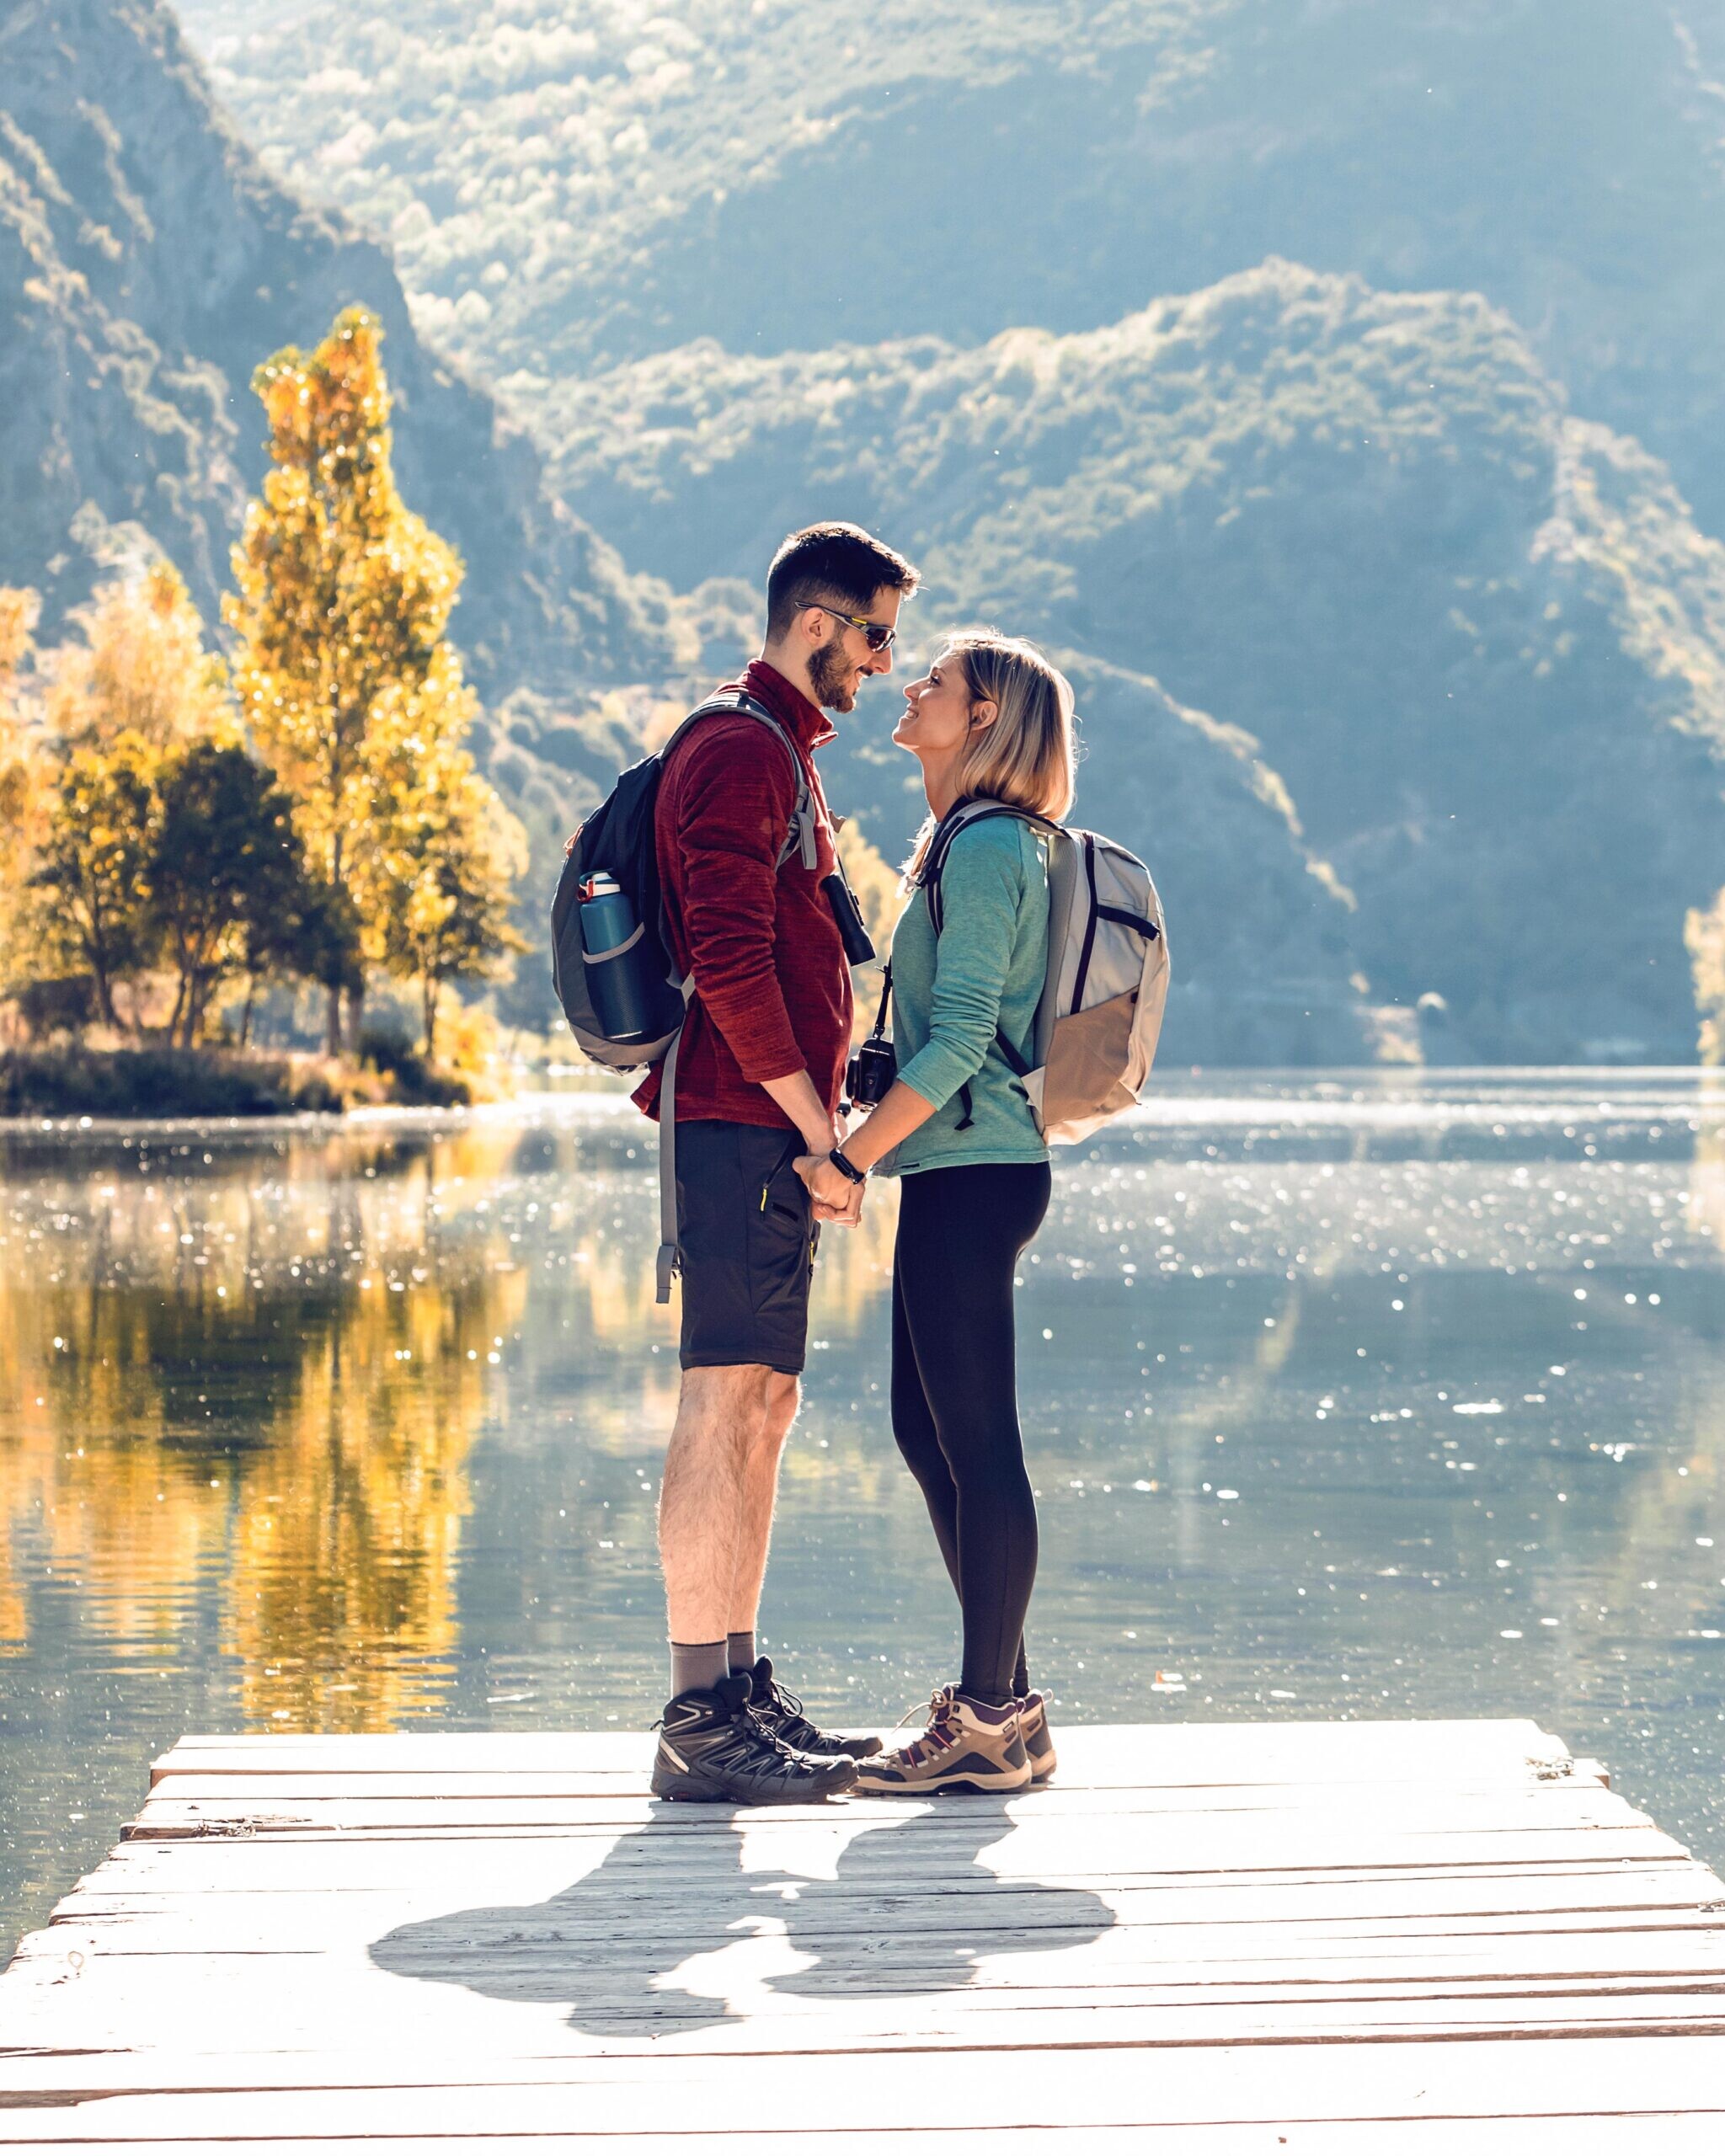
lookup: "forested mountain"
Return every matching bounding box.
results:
[0,0,674,701]
[179,0,1725,532]
[10,0,1725,1060]
[553,264,1725,1060]
[3,0,1369,1054]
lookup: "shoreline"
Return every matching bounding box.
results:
[0,1068,1717,1146]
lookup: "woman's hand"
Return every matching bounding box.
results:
[796,1152,863,1225]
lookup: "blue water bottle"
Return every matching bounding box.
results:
[578,873,656,1041]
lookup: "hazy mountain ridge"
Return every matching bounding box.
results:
[0,0,676,698]
[175,1,1210,373]
[548,263,1725,1059]
[10,2,1725,1062]
[177,0,1725,534]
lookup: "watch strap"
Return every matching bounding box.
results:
[828,1145,868,1185]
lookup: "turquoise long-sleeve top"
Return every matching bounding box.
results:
[874,814,1051,1177]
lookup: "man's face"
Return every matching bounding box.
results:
[806,587,904,713]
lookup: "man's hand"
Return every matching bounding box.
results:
[761,1069,840,1160]
[797,1153,864,1225]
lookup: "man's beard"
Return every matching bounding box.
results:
[809,631,857,712]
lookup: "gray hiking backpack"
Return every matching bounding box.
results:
[920,801,1169,1143]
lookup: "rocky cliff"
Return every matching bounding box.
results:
[0,0,675,702]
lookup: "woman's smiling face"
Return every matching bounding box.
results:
[894,649,987,759]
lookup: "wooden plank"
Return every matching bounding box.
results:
[1,2129,1720,2156]
[82,1831,1716,1894]
[9,1959,1725,2047]
[120,1776,1645,1826]
[13,1717,1725,2141]
[5,2037,1725,2133]
[19,1910,1725,1992]
[157,1717,1562,1756]
[133,1773,1616,1813]
[149,1720,1569,1788]
[70,1854,1722,1935]
[36,1888,1725,1956]
[120,1806,1682,1876]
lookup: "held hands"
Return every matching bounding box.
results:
[795,1150,864,1225]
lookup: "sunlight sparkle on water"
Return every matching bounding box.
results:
[2,1069,1724,1955]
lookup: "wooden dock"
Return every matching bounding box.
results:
[4,1720,1725,2148]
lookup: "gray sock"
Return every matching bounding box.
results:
[727,1630,756,1677]
[670,1641,729,1698]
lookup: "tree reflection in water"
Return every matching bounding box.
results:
[0,1123,530,1728]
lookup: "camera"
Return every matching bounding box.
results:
[846,1034,898,1110]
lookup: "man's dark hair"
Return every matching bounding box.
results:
[765,522,919,641]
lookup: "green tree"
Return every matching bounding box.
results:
[225,307,472,1054]
[31,735,163,1031]
[242,875,365,1053]
[147,741,327,1049]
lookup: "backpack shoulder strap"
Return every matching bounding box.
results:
[653,694,817,1305]
[667,692,817,872]
[922,798,1060,936]
[921,801,1061,1130]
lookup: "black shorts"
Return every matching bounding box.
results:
[674,1120,820,1375]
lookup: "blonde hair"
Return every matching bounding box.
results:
[906,629,1077,879]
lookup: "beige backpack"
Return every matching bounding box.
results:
[922,802,1169,1143]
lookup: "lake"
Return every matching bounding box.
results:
[3,1072,1724,1958]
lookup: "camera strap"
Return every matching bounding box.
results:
[870,963,894,1039]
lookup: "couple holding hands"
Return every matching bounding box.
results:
[639,521,1075,1805]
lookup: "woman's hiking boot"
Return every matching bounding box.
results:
[853,1685,1030,1796]
[1018,1689,1057,1784]
[743,1656,883,1759]
[651,1673,858,1804]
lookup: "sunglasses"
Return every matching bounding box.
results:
[806,602,897,654]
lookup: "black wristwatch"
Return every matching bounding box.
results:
[827,1145,868,1186]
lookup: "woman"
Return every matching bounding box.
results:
[797,630,1075,1794]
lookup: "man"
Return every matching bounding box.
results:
[639,521,918,1803]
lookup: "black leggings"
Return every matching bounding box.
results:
[889,1161,1051,1702]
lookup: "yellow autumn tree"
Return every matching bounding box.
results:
[226,307,486,1054]
[45,563,237,753]
[0,589,48,1008]
[1687,889,1725,1065]
[24,567,242,1033]
[366,683,528,1059]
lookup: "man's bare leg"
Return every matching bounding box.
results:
[729,1371,798,1651]
[658,1364,772,1694]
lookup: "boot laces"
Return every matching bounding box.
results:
[733,1689,822,1769]
[753,1673,817,1746]
[890,1685,963,1769]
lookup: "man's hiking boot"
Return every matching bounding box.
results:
[744,1656,882,1759]
[1018,1689,1057,1784]
[651,1673,857,1804]
[853,1685,1030,1796]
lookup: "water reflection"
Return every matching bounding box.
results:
[0,1123,529,1727]
[4,1077,1725,1963]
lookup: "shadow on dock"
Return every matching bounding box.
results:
[370,1802,1115,2036]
